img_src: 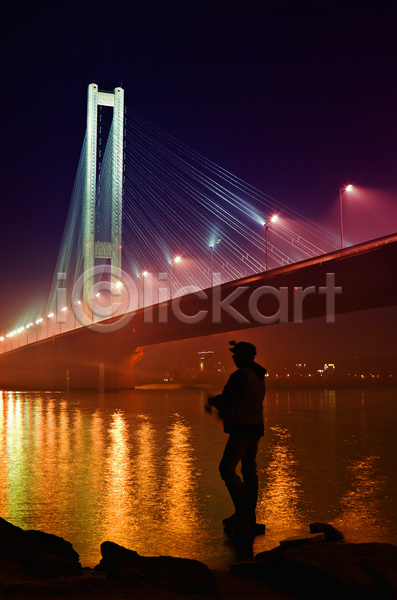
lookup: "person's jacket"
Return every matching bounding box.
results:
[210,360,266,437]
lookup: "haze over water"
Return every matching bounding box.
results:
[0,387,396,567]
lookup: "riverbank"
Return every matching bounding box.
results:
[135,380,397,390]
[1,517,396,599]
[0,564,294,599]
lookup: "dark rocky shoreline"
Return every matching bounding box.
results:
[1,517,396,599]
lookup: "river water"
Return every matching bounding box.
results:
[0,387,396,567]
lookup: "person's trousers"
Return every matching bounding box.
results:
[219,433,260,520]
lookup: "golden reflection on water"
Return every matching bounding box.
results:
[161,414,201,551]
[42,399,57,517]
[333,454,387,541]
[256,425,307,542]
[104,411,134,546]
[133,415,159,531]
[58,401,70,480]
[90,410,105,533]
[0,390,395,567]
[6,393,27,521]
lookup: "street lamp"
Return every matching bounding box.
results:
[91,293,101,322]
[109,280,124,316]
[264,214,278,271]
[47,313,54,337]
[137,272,148,309]
[74,301,81,329]
[6,333,13,351]
[169,256,181,300]
[35,318,43,341]
[25,323,33,344]
[339,184,353,249]
[60,306,67,333]
[17,327,24,347]
[209,239,221,287]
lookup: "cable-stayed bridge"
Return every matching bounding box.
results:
[0,84,396,390]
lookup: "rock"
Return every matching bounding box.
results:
[1,568,122,597]
[0,557,22,578]
[230,542,397,599]
[23,553,83,577]
[96,540,217,593]
[0,517,79,562]
[279,532,324,549]
[310,522,345,542]
[0,517,81,576]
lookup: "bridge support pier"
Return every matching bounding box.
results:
[96,347,145,392]
[117,347,145,390]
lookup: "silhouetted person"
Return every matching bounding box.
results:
[207,341,266,535]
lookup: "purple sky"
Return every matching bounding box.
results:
[1,1,396,340]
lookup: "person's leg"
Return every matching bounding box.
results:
[219,434,255,518]
[241,438,259,522]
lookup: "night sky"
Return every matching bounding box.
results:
[1,1,396,361]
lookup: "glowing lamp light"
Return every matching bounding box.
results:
[142,271,148,276]
[339,184,354,248]
[48,313,54,318]
[169,256,182,299]
[0,337,4,342]
[61,306,67,312]
[115,281,123,289]
[263,214,279,271]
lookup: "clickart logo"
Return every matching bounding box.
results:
[70,266,138,333]
[63,266,342,334]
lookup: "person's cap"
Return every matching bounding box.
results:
[229,340,256,358]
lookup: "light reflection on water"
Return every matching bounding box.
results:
[257,425,307,543]
[0,387,396,567]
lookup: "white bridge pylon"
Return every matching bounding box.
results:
[84,83,124,304]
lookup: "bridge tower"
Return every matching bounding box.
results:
[84,83,124,304]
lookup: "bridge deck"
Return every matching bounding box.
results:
[1,234,396,390]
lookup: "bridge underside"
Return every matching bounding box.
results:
[0,235,396,390]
